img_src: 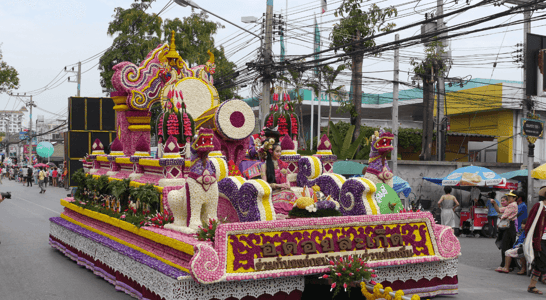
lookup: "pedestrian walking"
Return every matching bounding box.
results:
[38,167,46,194]
[26,167,32,187]
[0,166,3,185]
[33,167,38,185]
[523,187,546,295]
[43,167,48,187]
[19,166,25,185]
[496,218,527,274]
[486,191,500,238]
[491,191,518,271]
[52,168,58,187]
[1,165,5,181]
[438,186,460,229]
[62,165,68,190]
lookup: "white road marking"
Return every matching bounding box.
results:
[12,195,62,214]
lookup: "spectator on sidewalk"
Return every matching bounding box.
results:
[491,191,518,271]
[516,191,528,232]
[48,167,53,187]
[33,167,38,184]
[486,191,500,238]
[26,166,32,187]
[21,166,27,185]
[496,218,527,274]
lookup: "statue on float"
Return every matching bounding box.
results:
[164,128,217,234]
[363,128,394,187]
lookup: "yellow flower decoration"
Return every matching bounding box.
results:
[295,197,315,209]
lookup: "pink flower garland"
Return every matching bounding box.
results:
[290,114,298,136]
[167,113,180,136]
[158,113,164,137]
[183,113,192,137]
[278,115,288,136]
[266,115,274,128]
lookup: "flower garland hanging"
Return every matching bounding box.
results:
[183,113,192,137]
[167,113,180,136]
[277,114,289,136]
[157,113,164,138]
[265,114,274,128]
[290,114,298,137]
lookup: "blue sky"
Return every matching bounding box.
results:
[0,0,541,126]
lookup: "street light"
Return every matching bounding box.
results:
[241,16,259,24]
[173,0,262,42]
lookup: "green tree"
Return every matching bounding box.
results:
[0,44,20,94]
[331,2,396,140]
[98,1,164,92]
[163,12,237,101]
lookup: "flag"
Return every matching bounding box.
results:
[314,16,320,76]
[322,0,327,14]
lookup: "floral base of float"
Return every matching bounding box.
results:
[49,197,459,299]
[49,218,304,300]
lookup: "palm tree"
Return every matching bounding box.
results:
[321,65,346,135]
[306,65,346,136]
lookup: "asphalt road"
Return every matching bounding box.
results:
[0,178,543,300]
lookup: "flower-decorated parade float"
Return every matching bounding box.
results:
[49,31,460,300]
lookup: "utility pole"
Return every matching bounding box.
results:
[317,8,324,143]
[393,34,400,178]
[12,93,35,164]
[66,62,81,97]
[523,10,532,205]
[436,0,446,161]
[261,0,274,128]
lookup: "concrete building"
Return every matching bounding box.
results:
[0,107,26,133]
[35,116,65,143]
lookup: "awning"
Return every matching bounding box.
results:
[499,169,528,181]
[393,176,412,197]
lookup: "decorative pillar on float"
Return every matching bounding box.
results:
[158,135,185,186]
[88,138,107,174]
[314,134,337,173]
[129,135,152,181]
[280,135,300,187]
[106,138,125,176]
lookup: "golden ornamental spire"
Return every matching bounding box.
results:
[207,50,215,64]
[165,30,179,61]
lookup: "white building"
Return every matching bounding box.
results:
[35,116,65,142]
[0,108,25,133]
